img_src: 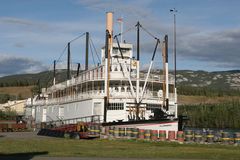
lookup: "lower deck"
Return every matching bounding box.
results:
[32,97,177,124]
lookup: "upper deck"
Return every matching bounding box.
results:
[36,42,175,106]
[45,64,174,93]
[46,42,174,93]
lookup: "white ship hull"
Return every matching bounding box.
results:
[33,95,176,123]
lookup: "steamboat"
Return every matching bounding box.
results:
[27,12,178,132]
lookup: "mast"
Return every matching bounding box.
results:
[136,21,140,120]
[164,35,169,111]
[104,30,109,123]
[67,42,71,80]
[85,32,89,71]
[162,40,166,109]
[77,63,81,77]
[53,60,56,85]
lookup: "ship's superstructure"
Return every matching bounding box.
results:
[28,12,178,131]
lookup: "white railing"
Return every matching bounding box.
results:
[34,90,105,106]
[47,65,105,93]
[33,89,175,106]
[46,64,174,94]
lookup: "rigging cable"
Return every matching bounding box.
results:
[114,25,136,38]
[140,25,158,40]
[113,34,136,98]
[89,42,96,67]
[34,32,86,89]
[69,32,86,43]
[42,61,55,88]
[89,37,101,63]
[56,44,68,63]
[44,43,68,87]
[67,32,86,78]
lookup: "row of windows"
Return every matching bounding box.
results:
[146,104,160,110]
[37,104,158,112]
[108,103,124,110]
[112,48,130,55]
[38,105,78,113]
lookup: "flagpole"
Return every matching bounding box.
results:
[117,17,123,43]
[120,19,123,43]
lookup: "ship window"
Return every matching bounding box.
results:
[108,103,124,110]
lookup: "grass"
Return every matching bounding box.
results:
[0,86,33,98]
[178,95,240,105]
[0,137,240,159]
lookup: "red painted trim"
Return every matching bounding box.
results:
[117,121,178,127]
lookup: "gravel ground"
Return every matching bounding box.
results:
[0,131,58,140]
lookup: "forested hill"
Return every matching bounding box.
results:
[176,70,240,90]
[175,70,240,96]
[0,70,73,87]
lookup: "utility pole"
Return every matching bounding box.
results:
[170,8,178,118]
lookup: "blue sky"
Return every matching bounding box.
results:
[0,0,240,76]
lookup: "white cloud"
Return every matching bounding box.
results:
[0,16,105,63]
[177,28,240,69]
[0,54,47,77]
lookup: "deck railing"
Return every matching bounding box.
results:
[36,115,102,129]
[33,89,175,106]
[46,64,174,93]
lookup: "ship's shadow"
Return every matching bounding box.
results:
[0,151,48,160]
